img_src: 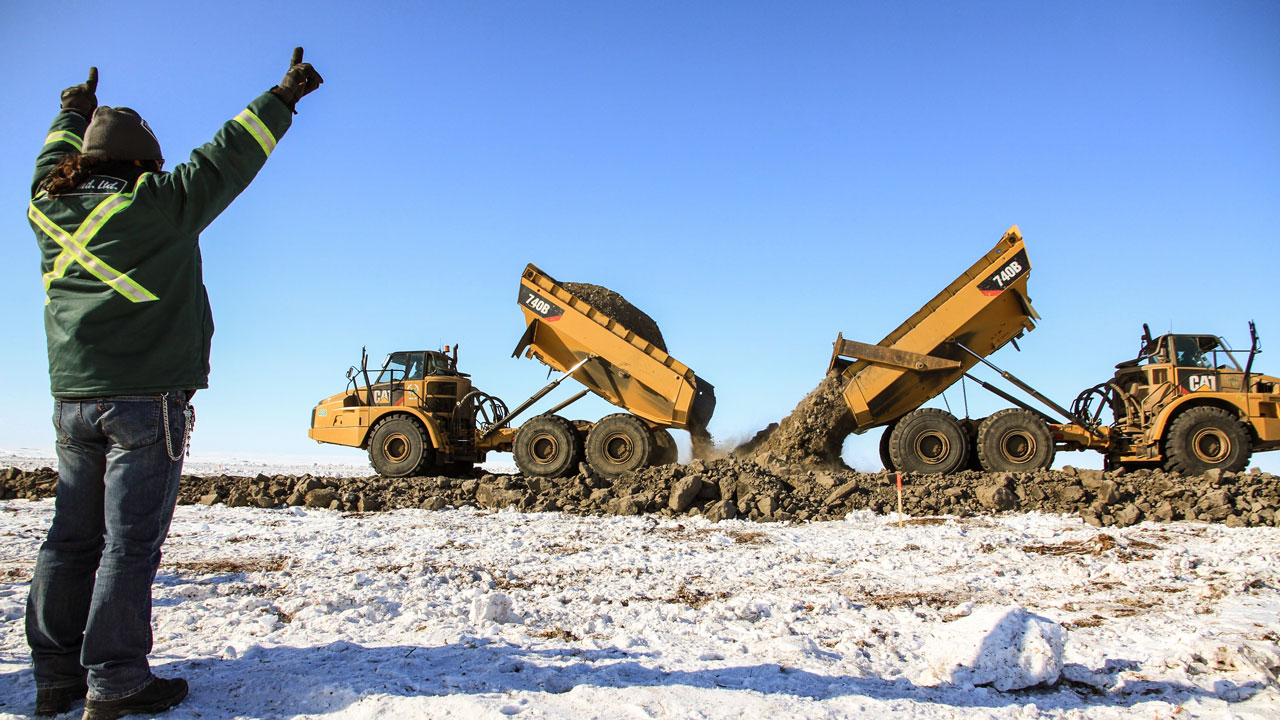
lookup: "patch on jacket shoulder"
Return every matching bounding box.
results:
[68,175,130,195]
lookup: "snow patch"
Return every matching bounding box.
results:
[922,605,1067,691]
[471,591,522,625]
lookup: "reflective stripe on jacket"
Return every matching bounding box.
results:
[30,92,292,398]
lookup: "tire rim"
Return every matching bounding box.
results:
[382,434,410,463]
[1191,427,1230,464]
[602,432,633,464]
[530,433,560,465]
[914,430,952,466]
[999,430,1036,464]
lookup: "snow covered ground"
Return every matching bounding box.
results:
[0,449,523,479]
[0,448,385,479]
[1,494,1277,719]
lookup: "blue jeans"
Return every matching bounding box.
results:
[26,394,189,701]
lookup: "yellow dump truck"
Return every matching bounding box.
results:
[308,264,715,479]
[508,264,716,477]
[829,225,1280,475]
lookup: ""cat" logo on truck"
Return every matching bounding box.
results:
[1180,372,1218,393]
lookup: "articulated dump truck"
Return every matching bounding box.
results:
[831,225,1280,475]
[308,264,715,479]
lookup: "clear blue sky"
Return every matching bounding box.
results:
[2,1,1277,472]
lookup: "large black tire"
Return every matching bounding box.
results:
[878,424,896,472]
[976,408,1056,472]
[652,429,678,466]
[888,408,969,475]
[514,414,582,478]
[586,414,654,478]
[1163,406,1252,475]
[368,416,434,478]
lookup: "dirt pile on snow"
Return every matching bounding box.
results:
[562,282,667,352]
[4,463,1277,528]
[735,370,856,471]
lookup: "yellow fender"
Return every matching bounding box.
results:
[1148,393,1250,446]
[362,408,448,452]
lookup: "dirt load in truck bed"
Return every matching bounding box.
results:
[562,282,667,353]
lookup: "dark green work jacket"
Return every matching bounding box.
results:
[29,92,291,398]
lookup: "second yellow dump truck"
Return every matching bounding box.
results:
[830,225,1280,475]
[308,264,715,479]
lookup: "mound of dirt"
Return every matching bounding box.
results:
[737,370,857,472]
[562,282,667,352]
[5,463,1276,528]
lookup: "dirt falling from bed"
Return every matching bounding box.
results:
[735,369,858,472]
[562,278,856,468]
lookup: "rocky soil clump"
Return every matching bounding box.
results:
[562,281,667,352]
[3,463,1276,528]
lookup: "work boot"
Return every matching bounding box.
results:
[35,681,87,717]
[82,676,188,720]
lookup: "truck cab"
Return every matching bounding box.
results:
[309,346,500,476]
[1112,334,1249,428]
[1104,328,1280,468]
[361,350,469,414]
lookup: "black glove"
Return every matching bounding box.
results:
[60,67,98,119]
[270,47,323,111]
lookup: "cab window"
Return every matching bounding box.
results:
[427,352,456,376]
[376,352,426,383]
[1173,337,1210,368]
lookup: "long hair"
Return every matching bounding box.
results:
[40,155,159,196]
[41,154,112,196]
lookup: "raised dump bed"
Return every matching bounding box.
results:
[826,227,1041,474]
[830,226,1039,432]
[512,264,716,434]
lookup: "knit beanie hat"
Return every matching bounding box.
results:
[82,106,163,161]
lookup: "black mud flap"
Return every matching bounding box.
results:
[512,320,538,358]
[690,375,717,429]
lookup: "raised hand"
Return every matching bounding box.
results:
[61,66,99,118]
[272,47,324,110]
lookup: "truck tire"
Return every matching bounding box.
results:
[1162,406,1251,475]
[888,408,969,475]
[368,416,434,478]
[879,423,896,472]
[653,429,678,466]
[976,409,1055,472]
[586,414,654,478]
[514,414,581,478]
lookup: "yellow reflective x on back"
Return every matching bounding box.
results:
[30,172,159,304]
